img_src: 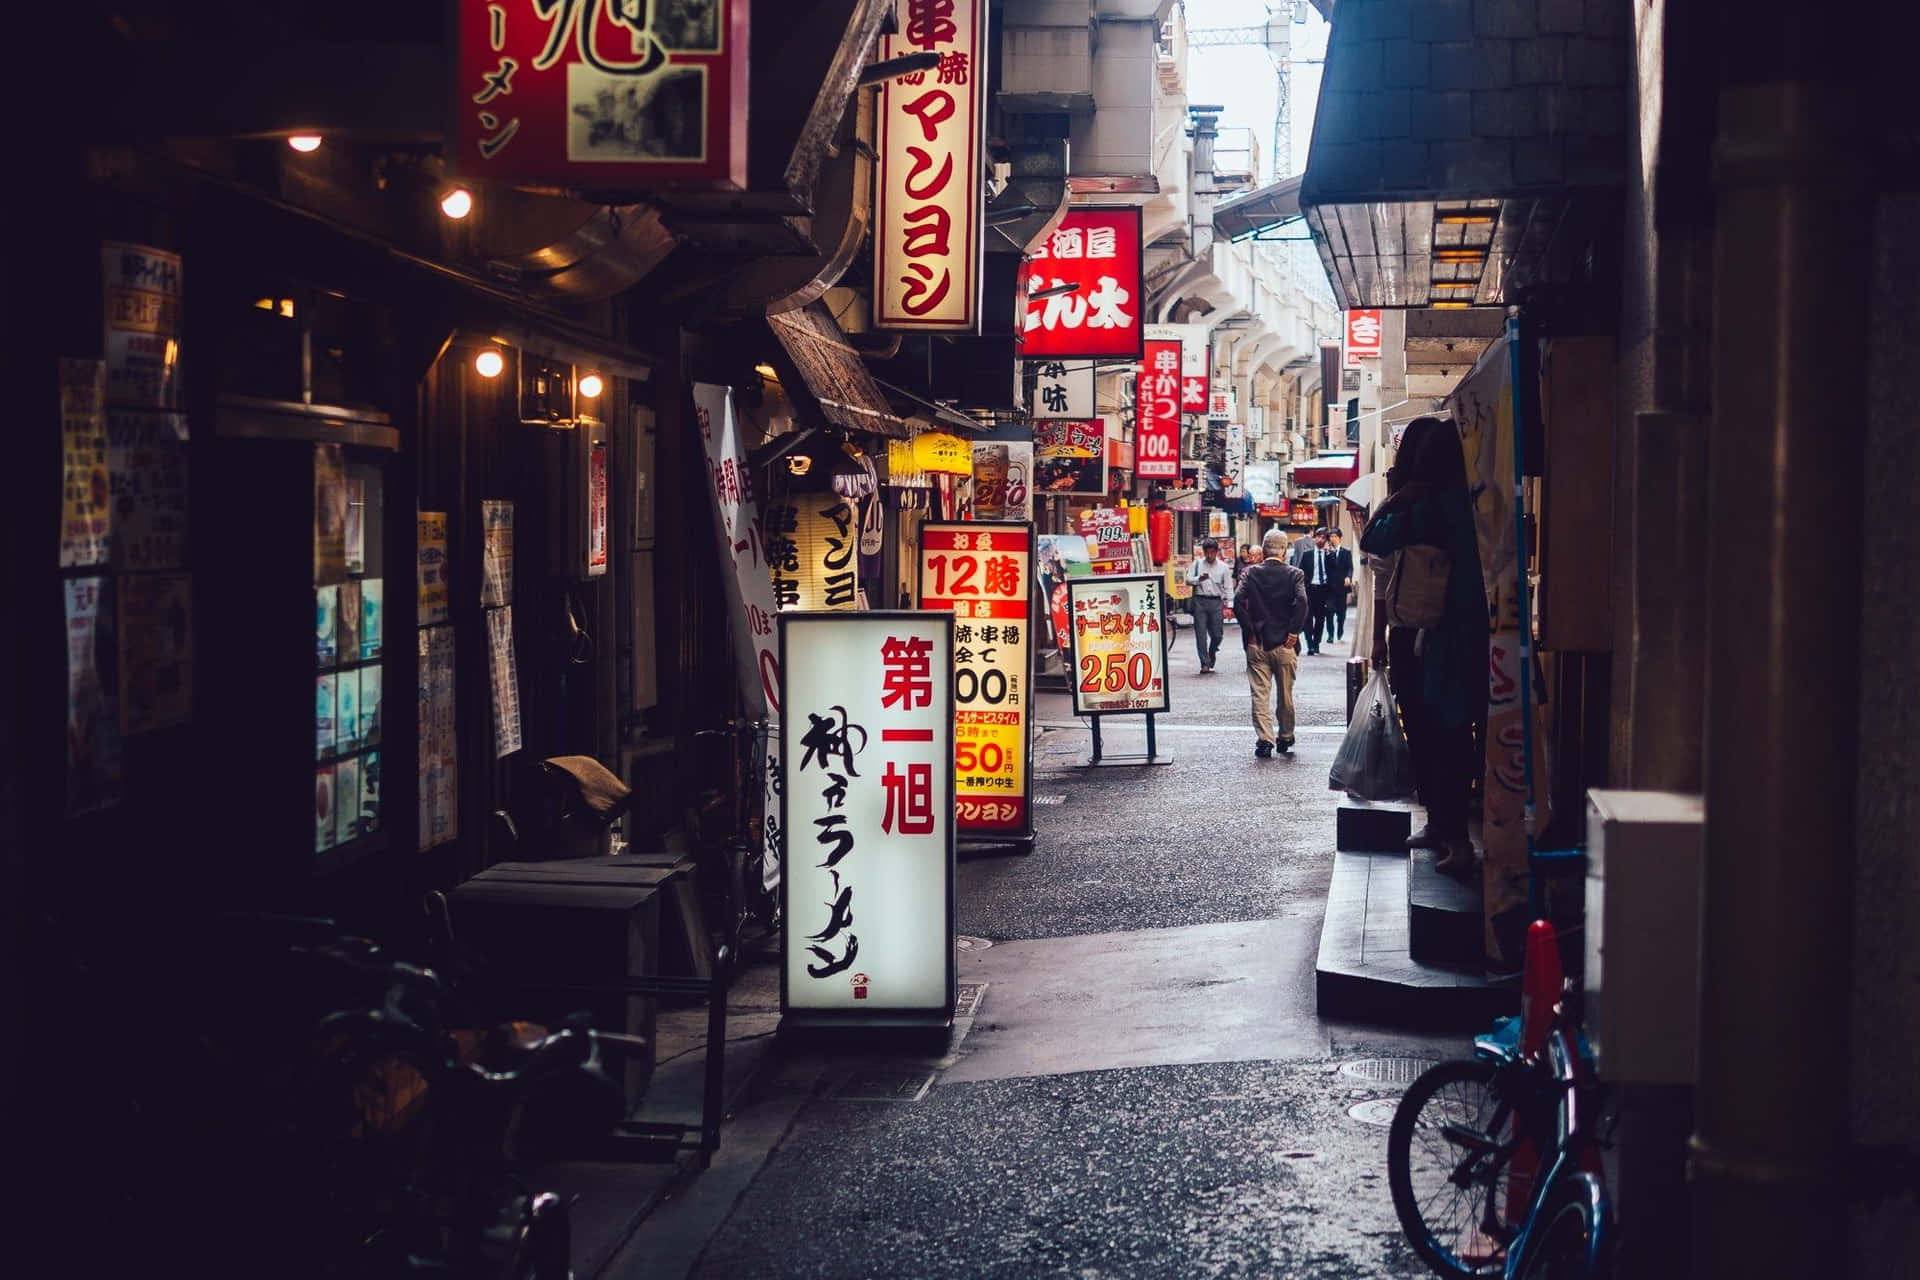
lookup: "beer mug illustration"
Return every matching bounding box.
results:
[974,444,1010,520]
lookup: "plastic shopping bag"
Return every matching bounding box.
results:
[1328,668,1418,801]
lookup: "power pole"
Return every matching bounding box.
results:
[1186,3,1305,179]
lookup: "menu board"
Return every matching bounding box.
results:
[1065,574,1171,716]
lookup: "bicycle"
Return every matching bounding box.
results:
[687,715,780,973]
[1386,920,1615,1279]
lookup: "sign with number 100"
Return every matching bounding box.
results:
[918,522,1033,836]
[1064,574,1170,716]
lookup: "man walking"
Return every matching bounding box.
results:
[1323,527,1354,644]
[1236,529,1310,756]
[1186,537,1231,673]
[1292,528,1332,655]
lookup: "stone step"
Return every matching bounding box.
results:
[1314,850,1516,1032]
[1336,799,1415,851]
[1407,846,1486,967]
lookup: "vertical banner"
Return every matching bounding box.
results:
[781,612,955,1024]
[1135,338,1183,480]
[1021,208,1144,360]
[1224,422,1247,497]
[481,499,514,607]
[1028,360,1094,418]
[487,605,523,758]
[873,0,987,331]
[59,359,111,569]
[587,439,609,576]
[1146,323,1210,414]
[918,524,1033,837]
[1345,309,1383,366]
[101,242,183,410]
[1065,575,1170,716]
[417,511,450,625]
[452,0,749,190]
[418,625,459,851]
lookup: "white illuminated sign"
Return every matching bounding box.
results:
[873,0,987,332]
[1065,574,1171,716]
[780,612,955,1021]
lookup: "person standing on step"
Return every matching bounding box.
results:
[1236,528,1310,757]
[1293,528,1332,655]
[1323,527,1354,644]
[1186,537,1231,673]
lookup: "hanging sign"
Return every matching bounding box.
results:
[1345,309,1383,366]
[58,359,111,569]
[780,612,955,1024]
[766,495,861,611]
[1290,498,1319,526]
[1065,574,1169,716]
[1028,360,1094,418]
[1135,338,1182,480]
[918,523,1032,837]
[873,0,987,332]
[911,430,972,476]
[971,440,1031,523]
[1034,418,1106,496]
[1021,208,1144,361]
[1146,323,1210,413]
[1224,422,1246,497]
[102,242,182,410]
[452,0,748,191]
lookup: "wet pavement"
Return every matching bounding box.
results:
[609,617,1469,1279]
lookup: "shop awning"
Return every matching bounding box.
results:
[1291,453,1360,488]
[1213,176,1303,243]
[767,302,911,439]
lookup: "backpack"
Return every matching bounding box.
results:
[1384,544,1451,628]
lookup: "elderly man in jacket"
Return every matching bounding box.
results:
[1235,528,1311,757]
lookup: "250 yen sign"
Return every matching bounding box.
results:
[1078,650,1154,695]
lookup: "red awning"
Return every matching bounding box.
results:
[1291,453,1359,488]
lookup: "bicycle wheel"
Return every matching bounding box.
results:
[1514,1171,1609,1279]
[1387,1058,1521,1279]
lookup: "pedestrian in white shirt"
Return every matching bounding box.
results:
[1186,537,1232,672]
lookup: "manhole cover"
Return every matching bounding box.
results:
[830,1069,934,1103]
[1033,793,1067,806]
[1347,1098,1401,1126]
[954,982,987,1018]
[955,935,994,951]
[1339,1057,1436,1086]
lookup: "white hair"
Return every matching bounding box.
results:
[1262,528,1290,554]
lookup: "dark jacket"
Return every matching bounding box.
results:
[1360,488,1488,727]
[1325,546,1353,593]
[1234,559,1310,650]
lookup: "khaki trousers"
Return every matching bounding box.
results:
[1246,642,1299,745]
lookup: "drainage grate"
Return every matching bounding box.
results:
[954,982,986,1018]
[1347,1098,1402,1126]
[830,1069,935,1103]
[1033,793,1067,806]
[1339,1058,1436,1087]
[955,935,994,951]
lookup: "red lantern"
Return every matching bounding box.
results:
[1148,508,1172,565]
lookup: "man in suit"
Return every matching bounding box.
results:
[1236,529,1310,757]
[1292,528,1333,654]
[1323,527,1354,643]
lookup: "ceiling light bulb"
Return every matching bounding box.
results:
[287,135,322,153]
[474,349,505,378]
[440,187,474,219]
[577,373,604,399]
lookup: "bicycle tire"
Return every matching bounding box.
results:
[1514,1171,1610,1280]
[1387,1057,1521,1279]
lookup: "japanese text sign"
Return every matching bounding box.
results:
[1034,419,1106,496]
[1077,507,1132,573]
[102,243,182,411]
[1065,575,1169,716]
[453,0,748,191]
[1027,360,1094,419]
[873,0,987,332]
[1345,309,1383,366]
[918,524,1032,836]
[1290,498,1319,526]
[693,383,781,714]
[1146,323,1210,412]
[765,496,861,612]
[1135,338,1182,480]
[780,612,955,1021]
[1022,208,1144,361]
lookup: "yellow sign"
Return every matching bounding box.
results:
[912,430,973,476]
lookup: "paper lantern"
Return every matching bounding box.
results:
[912,430,972,476]
[767,497,860,611]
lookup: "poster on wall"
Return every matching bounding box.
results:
[1034,418,1106,496]
[1021,207,1144,361]
[970,440,1031,523]
[452,0,749,191]
[481,499,514,606]
[419,625,458,851]
[1134,338,1182,481]
[417,511,450,625]
[66,576,123,814]
[587,440,609,576]
[488,605,523,758]
[102,242,182,410]
[314,445,347,585]
[117,571,193,734]
[1065,574,1170,716]
[872,0,987,332]
[59,359,110,569]
[919,523,1033,838]
[344,476,367,576]
[779,612,955,1023]
[107,410,189,570]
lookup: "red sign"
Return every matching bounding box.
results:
[1021,208,1144,361]
[1182,346,1209,413]
[1135,339,1182,480]
[874,0,987,331]
[1345,309,1383,366]
[1290,498,1320,526]
[453,1,748,191]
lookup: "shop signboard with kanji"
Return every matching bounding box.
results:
[918,523,1033,840]
[1077,507,1132,574]
[1345,309,1383,366]
[452,0,749,191]
[873,0,987,332]
[1021,208,1143,361]
[1135,338,1182,480]
[780,613,956,1025]
[1146,323,1210,413]
[1027,360,1093,419]
[1034,418,1106,496]
[1065,575,1169,716]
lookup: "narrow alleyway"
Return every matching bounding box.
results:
[608,617,1467,1280]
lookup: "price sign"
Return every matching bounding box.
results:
[1065,574,1170,716]
[919,523,1033,837]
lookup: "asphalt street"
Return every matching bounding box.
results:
[612,614,1470,1279]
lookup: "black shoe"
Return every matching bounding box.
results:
[1255,740,1273,758]
[1433,840,1477,879]
[1404,825,1442,850]
[1278,737,1294,754]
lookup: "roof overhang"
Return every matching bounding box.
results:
[1212,176,1303,243]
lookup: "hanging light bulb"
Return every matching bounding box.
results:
[474,348,505,378]
[577,373,604,399]
[440,187,474,219]
[287,135,322,153]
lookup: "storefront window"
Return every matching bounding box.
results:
[314,446,386,854]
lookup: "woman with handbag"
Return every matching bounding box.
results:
[1360,417,1488,878]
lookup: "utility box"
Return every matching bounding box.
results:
[1583,790,1704,1084]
